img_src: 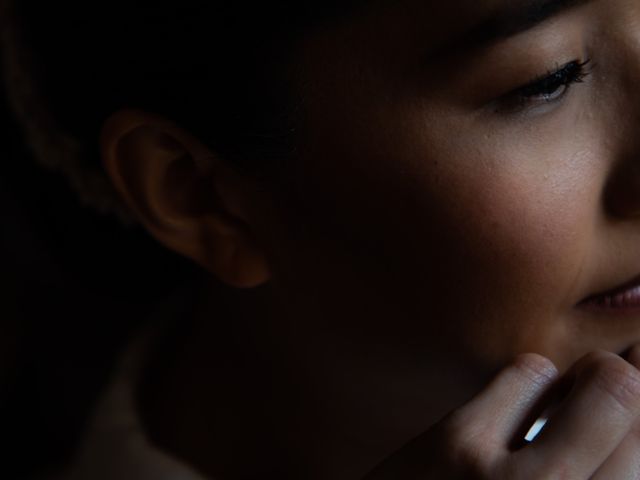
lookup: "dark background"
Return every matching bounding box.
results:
[0,67,195,478]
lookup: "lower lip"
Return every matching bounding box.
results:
[579,285,640,313]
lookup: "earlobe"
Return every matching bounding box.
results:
[100,109,270,288]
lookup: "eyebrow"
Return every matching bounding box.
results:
[433,0,595,59]
[472,0,594,44]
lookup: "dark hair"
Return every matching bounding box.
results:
[3,0,369,221]
[0,3,371,476]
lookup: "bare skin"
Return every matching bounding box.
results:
[366,350,640,479]
[99,0,640,478]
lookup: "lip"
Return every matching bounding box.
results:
[578,274,640,312]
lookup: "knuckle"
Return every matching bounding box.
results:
[537,460,574,480]
[439,412,495,475]
[511,353,558,387]
[500,457,573,480]
[586,353,640,413]
[629,420,640,443]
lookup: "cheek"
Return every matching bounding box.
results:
[451,158,589,299]
[296,121,602,368]
[281,66,607,373]
[402,127,604,365]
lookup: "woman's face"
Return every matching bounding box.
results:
[226,0,640,461]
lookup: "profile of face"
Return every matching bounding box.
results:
[100,0,640,475]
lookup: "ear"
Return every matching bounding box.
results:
[100,109,270,288]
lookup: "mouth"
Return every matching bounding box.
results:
[578,274,640,312]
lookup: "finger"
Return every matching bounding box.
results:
[451,353,559,451]
[591,345,640,480]
[364,354,558,479]
[513,350,640,479]
[590,425,640,480]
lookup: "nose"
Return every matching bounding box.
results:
[602,84,640,219]
[602,10,640,218]
[604,162,640,219]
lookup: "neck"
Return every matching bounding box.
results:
[136,281,485,480]
[137,282,312,478]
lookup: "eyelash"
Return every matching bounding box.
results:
[504,59,592,111]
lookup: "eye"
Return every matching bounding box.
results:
[501,59,592,111]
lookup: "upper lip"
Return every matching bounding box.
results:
[578,274,640,306]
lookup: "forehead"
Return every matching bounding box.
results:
[322,0,594,52]
[298,0,598,83]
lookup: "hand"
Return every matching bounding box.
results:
[363,348,640,479]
